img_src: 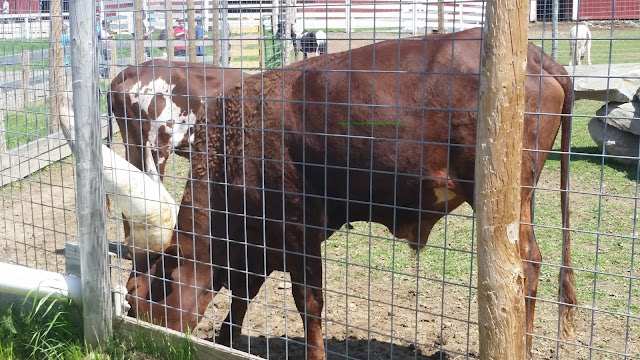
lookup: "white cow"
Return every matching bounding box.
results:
[569,24,592,66]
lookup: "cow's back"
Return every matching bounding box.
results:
[205,27,568,239]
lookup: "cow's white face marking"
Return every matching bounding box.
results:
[433,187,457,205]
[128,78,198,151]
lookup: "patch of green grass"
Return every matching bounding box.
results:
[530,28,640,65]
[533,98,640,315]
[232,55,261,63]
[0,38,49,56]
[0,292,84,360]
[4,102,50,149]
[0,292,197,360]
[107,322,197,360]
[3,96,109,151]
[244,43,261,50]
[2,59,50,72]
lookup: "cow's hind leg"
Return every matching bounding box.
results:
[217,273,267,347]
[290,240,324,360]
[520,196,542,357]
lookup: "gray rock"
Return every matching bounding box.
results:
[588,117,639,164]
[573,74,640,102]
[593,101,640,135]
[565,64,640,102]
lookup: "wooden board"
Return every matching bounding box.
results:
[232,25,260,34]
[0,116,114,188]
[231,49,260,57]
[230,61,261,68]
[114,315,265,360]
[65,241,129,277]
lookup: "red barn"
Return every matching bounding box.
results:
[538,0,639,20]
[575,0,639,20]
[8,0,39,14]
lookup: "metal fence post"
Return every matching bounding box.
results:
[69,0,112,349]
[475,0,529,357]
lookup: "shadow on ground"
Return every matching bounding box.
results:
[207,334,466,359]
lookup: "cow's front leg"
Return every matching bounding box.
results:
[290,249,324,360]
[217,273,266,347]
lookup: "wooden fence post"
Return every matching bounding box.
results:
[135,0,145,64]
[345,0,351,33]
[475,0,529,358]
[22,51,29,107]
[0,96,6,152]
[166,0,174,61]
[211,0,220,66]
[282,0,293,66]
[49,0,64,134]
[438,0,445,33]
[109,40,118,82]
[187,0,196,62]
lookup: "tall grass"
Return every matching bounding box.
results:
[0,292,83,360]
[0,291,197,360]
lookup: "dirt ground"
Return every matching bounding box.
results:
[3,154,639,359]
[2,21,640,359]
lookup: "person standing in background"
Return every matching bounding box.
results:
[195,16,206,56]
[61,24,70,64]
[173,18,187,57]
[3,0,9,24]
[97,14,114,78]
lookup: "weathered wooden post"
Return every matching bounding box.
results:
[475,0,529,357]
[211,0,221,66]
[166,0,175,61]
[187,0,196,61]
[69,0,112,348]
[0,96,6,152]
[22,51,29,107]
[438,0,445,33]
[109,40,118,81]
[282,0,293,65]
[135,0,145,64]
[49,0,64,133]
[220,0,230,67]
[551,0,559,60]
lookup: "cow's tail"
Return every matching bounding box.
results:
[557,72,577,342]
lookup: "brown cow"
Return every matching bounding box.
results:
[125,27,576,359]
[107,59,245,177]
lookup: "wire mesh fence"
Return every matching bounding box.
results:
[0,0,639,359]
